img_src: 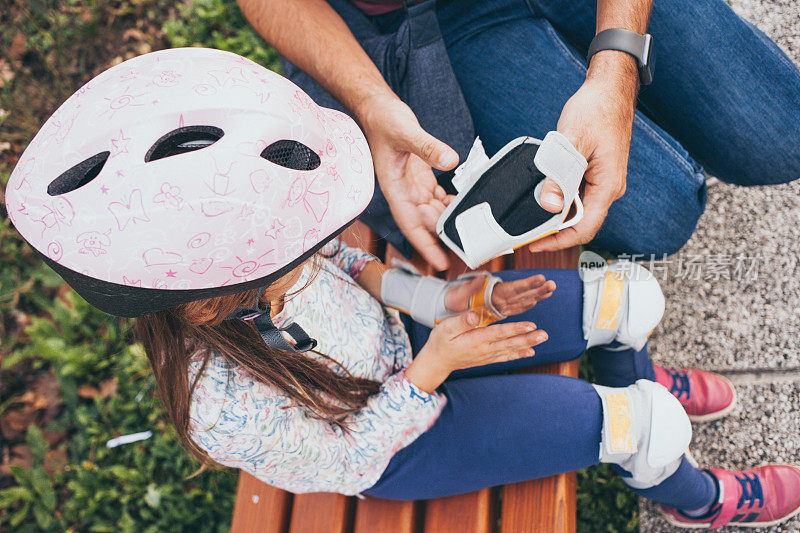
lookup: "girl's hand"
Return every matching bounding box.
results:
[444,273,557,317]
[405,312,548,393]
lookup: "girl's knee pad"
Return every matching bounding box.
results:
[593,380,691,489]
[582,260,665,351]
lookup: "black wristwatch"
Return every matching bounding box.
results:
[587,28,655,85]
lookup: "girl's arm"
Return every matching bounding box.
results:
[190,357,445,495]
[322,239,386,299]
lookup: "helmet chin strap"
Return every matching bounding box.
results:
[223,286,317,353]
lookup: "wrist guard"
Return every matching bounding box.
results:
[380,265,505,328]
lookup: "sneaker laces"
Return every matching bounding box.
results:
[665,368,691,400]
[736,472,765,510]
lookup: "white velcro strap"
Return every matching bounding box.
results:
[410,276,449,327]
[455,203,515,269]
[452,137,490,193]
[534,131,587,213]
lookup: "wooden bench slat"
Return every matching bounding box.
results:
[231,472,292,533]
[353,498,419,533]
[289,493,354,533]
[340,221,379,254]
[499,247,580,533]
[423,489,496,533]
[501,471,577,533]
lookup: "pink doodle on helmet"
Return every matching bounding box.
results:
[194,84,217,96]
[206,161,235,196]
[286,175,330,223]
[302,229,322,253]
[152,70,181,87]
[265,219,285,240]
[143,247,182,267]
[221,249,275,281]
[103,87,145,117]
[33,197,75,237]
[249,169,273,194]
[190,257,214,275]
[200,199,234,218]
[187,232,211,249]
[154,182,184,209]
[208,66,248,87]
[108,189,150,231]
[110,130,131,158]
[46,241,63,261]
[122,276,142,287]
[76,230,111,257]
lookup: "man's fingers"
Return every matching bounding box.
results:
[406,225,450,271]
[528,177,616,252]
[538,178,564,213]
[405,129,459,171]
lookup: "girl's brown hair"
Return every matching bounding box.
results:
[134,257,381,465]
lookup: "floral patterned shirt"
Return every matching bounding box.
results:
[187,239,446,495]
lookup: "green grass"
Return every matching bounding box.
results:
[0,0,637,530]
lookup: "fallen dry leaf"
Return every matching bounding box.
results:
[8,444,34,470]
[42,428,65,447]
[99,377,119,399]
[43,449,68,476]
[77,385,100,399]
[0,405,37,440]
[78,377,119,400]
[8,33,26,65]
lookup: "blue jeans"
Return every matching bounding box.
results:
[367,0,800,256]
[366,269,714,510]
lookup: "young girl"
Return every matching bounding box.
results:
[7,48,800,529]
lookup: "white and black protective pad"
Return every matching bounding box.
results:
[436,132,587,269]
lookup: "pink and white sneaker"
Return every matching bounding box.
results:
[654,364,737,422]
[661,465,800,529]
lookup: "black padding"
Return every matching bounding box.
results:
[442,142,552,250]
[144,126,224,162]
[47,152,110,196]
[36,219,354,317]
[260,140,321,171]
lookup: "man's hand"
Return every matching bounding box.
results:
[357,93,459,271]
[530,52,639,253]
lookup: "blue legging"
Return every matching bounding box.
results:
[365,269,714,511]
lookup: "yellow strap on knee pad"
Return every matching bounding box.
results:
[596,271,625,332]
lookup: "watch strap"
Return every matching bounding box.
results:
[587,28,654,85]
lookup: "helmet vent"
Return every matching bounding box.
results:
[47,151,110,196]
[260,140,320,171]
[145,126,224,162]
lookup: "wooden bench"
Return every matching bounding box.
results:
[230,221,579,533]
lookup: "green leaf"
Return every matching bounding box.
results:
[9,501,31,527]
[32,503,52,529]
[0,486,35,506]
[26,424,49,463]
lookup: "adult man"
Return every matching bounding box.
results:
[238,0,800,269]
